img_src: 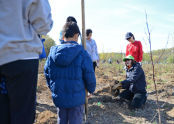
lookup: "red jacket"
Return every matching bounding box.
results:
[126,41,143,62]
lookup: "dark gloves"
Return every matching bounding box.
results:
[112,82,122,90]
[110,80,122,97]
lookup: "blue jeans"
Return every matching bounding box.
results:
[57,105,84,124]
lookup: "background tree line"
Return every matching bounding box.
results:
[44,35,174,64]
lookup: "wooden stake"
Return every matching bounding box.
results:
[81,0,88,122]
[81,0,86,49]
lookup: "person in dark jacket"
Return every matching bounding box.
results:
[115,55,147,109]
[44,22,96,124]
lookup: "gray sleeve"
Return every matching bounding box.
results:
[28,0,53,35]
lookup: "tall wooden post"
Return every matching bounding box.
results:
[81,0,86,49]
[81,0,88,122]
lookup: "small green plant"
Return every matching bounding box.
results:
[152,120,158,124]
[147,80,153,85]
[147,85,151,89]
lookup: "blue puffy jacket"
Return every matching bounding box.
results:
[44,41,96,108]
[121,63,146,93]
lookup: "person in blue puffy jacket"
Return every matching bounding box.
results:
[44,22,96,124]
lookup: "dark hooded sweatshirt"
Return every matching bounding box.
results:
[121,63,146,93]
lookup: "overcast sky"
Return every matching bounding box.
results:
[48,0,174,53]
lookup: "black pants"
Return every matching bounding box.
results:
[119,90,147,109]
[93,62,97,72]
[0,59,39,124]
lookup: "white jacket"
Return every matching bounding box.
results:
[86,39,99,62]
[0,0,53,65]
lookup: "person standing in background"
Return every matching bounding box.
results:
[86,29,100,72]
[59,16,77,43]
[0,0,53,124]
[125,32,143,65]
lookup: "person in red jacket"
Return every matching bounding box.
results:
[125,32,143,64]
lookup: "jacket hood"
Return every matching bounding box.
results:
[50,41,83,66]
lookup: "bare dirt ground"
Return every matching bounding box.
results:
[35,63,174,124]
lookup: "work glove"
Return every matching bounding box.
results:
[113,82,122,90]
[110,80,121,97]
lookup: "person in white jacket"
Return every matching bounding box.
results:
[86,29,100,72]
[0,0,53,124]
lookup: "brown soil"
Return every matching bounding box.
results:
[35,64,174,124]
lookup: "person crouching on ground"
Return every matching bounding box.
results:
[115,55,147,109]
[44,22,96,124]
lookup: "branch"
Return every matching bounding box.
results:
[145,11,161,124]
